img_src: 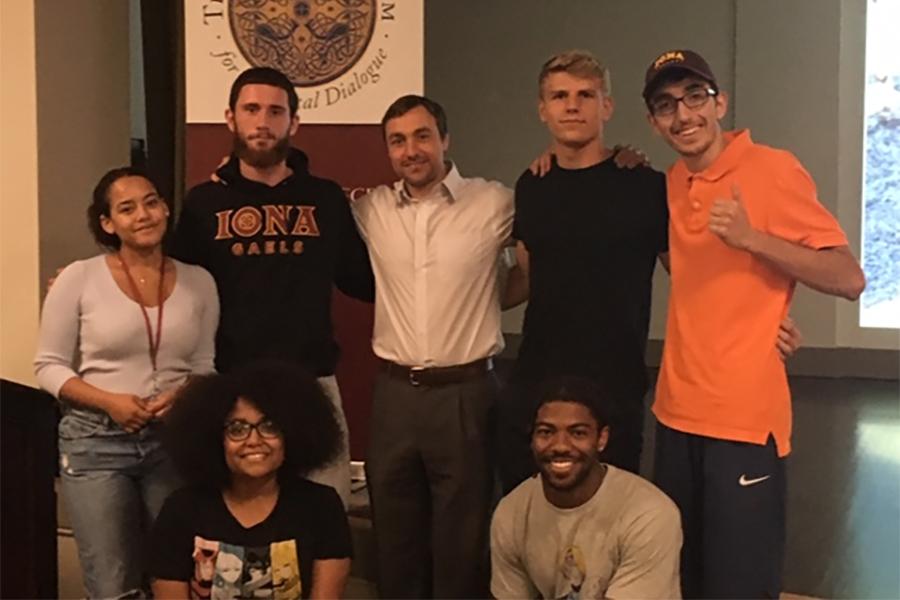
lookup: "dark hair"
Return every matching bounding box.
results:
[87,166,157,250]
[229,67,299,116]
[644,67,718,108]
[381,95,448,139]
[532,375,612,431]
[163,360,342,490]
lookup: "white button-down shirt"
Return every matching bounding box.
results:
[352,164,513,367]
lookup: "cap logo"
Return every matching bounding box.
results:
[653,51,685,71]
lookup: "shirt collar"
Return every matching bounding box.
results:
[673,129,753,182]
[393,161,463,205]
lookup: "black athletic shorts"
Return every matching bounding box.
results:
[654,421,786,599]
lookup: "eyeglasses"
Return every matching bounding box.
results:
[223,419,281,441]
[649,86,718,116]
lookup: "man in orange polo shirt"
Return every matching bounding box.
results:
[643,49,866,598]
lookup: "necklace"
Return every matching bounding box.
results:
[118,253,166,374]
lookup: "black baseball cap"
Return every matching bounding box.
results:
[642,49,718,101]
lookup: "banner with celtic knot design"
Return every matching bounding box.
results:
[186,0,423,124]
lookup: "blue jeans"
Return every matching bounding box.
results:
[58,411,178,599]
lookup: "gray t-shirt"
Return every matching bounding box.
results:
[34,254,219,405]
[491,465,682,599]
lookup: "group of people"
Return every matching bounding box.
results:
[34,47,864,599]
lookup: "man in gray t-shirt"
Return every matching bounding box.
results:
[491,377,682,599]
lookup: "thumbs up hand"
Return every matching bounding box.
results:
[708,184,758,251]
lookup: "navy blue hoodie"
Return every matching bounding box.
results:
[172,149,374,375]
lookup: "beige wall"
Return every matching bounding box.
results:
[733,0,883,348]
[0,0,131,386]
[35,0,131,287]
[1,0,41,386]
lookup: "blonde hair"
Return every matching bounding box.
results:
[539,50,612,96]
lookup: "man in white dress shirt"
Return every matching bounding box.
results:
[352,95,517,598]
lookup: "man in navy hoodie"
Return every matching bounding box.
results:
[172,67,374,506]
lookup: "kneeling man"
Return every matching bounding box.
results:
[491,376,682,599]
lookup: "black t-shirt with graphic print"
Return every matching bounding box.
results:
[171,149,374,375]
[512,157,668,404]
[149,476,352,599]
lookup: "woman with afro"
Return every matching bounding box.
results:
[149,361,352,599]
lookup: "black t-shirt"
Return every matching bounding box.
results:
[513,158,668,403]
[171,150,374,375]
[149,477,352,599]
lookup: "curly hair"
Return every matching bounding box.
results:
[163,360,342,490]
[532,375,612,432]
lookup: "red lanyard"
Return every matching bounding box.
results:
[119,254,166,371]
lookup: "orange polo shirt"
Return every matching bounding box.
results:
[653,130,848,456]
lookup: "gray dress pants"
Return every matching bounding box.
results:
[365,369,498,599]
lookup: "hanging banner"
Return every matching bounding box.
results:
[186,0,424,124]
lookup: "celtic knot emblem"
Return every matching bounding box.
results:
[229,0,376,86]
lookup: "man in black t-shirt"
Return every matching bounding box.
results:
[499,50,669,493]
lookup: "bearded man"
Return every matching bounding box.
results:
[172,67,374,506]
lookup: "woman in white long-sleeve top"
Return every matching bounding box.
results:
[34,166,219,599]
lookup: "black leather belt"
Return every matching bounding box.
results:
[378,357,494,387]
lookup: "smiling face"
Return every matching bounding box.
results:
[647,76,729,171]
[223,398,285,482]
[532,400,608,492]
[539,71,614,150]
[384,104,449,195]
[99,175,168,251]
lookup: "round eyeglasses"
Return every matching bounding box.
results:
[223,419,281,441]
[649,86,718,117]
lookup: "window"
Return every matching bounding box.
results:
[861,0,900,329]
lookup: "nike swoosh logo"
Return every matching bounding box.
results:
[739,474,771,486]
